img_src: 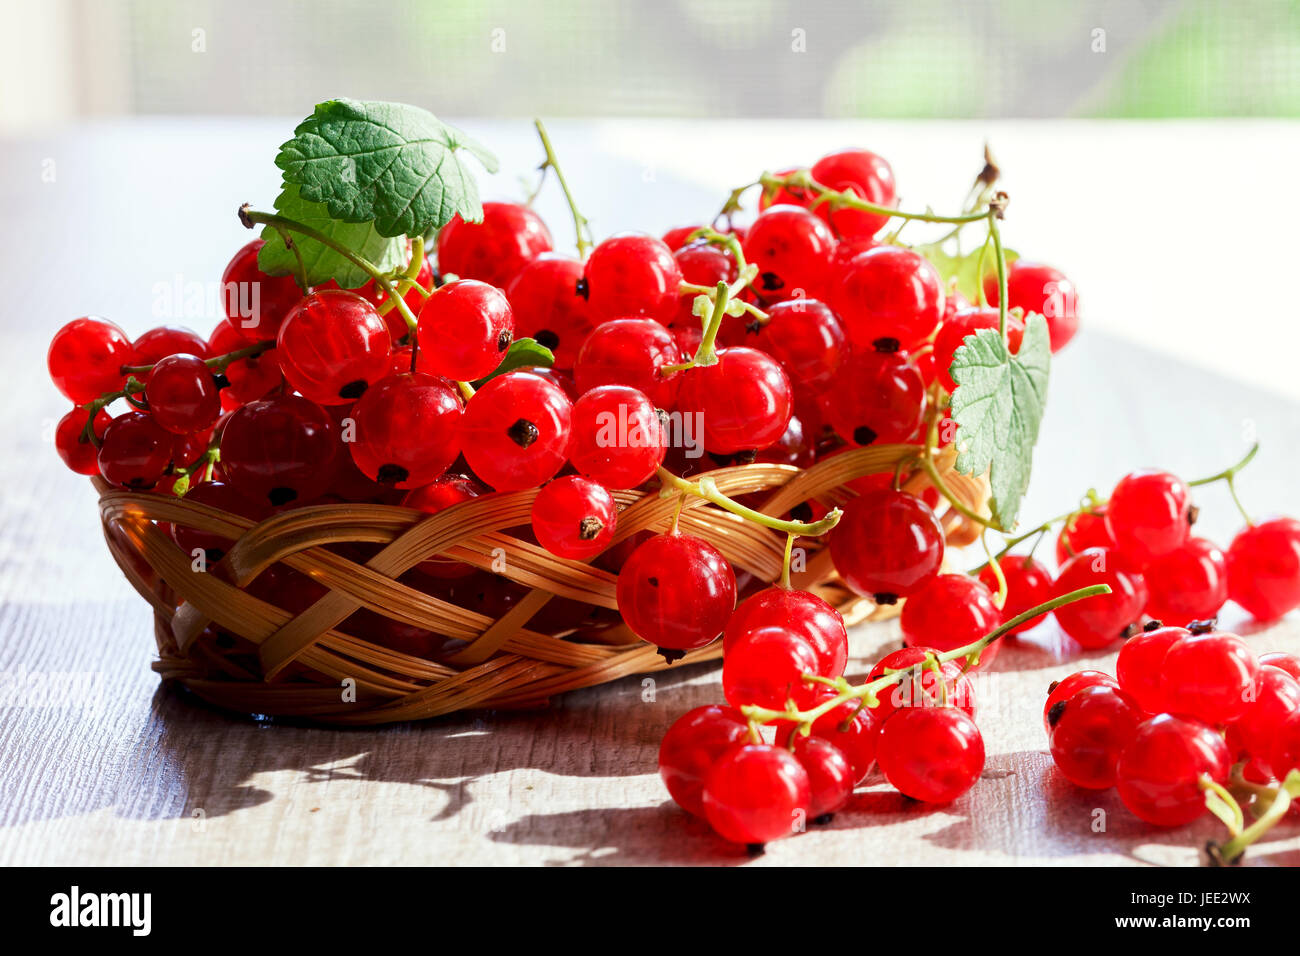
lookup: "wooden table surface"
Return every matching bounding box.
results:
[2,119,1299,866]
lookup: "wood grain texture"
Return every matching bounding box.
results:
[1,120,1299,865]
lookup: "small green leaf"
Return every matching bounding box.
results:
[275,99,499,238]
[471,338,555,388]
[258,183,405,289]
[922,244,1019,304]
[949,313,1051,530]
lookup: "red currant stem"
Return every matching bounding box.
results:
[739,584,1111,729]
[79,376,148,447]
[238,206,420,335]
[655,467,843,537]
[376,235,430,317]
[1188,441,1259,527]
[456,380,476,402]
[533,119,592,259]
[272,225,311,290]
[918,451,997,531]
[664,281,730,372]
[779,532,796,589]
[679,281,768,325]
[714,181,759,225]
[986,206,1010,342]
[981,530,1008,608]
[1213,769,1299,864]
[756,170,993,226]
[1200,774,1245,836]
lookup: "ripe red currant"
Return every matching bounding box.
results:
[416,279,515,381]
[978,554,1053,634]
[702,743,811,846]
[221,239,304,342]
[900,573,1003,670]
[1142,537,1228,625]
[1106,469,1193,566]
[573,318,684,409]
[1269,710,1300,778]
[823,341,925,447]
[829,488,945,604]
[48,317,133,404]
[867,646,976,724]
[876,707,985,804]
[658,705,750,817]
[97,411,176,490]
[617,532,736,652]
[788,735,854,820]
[460,370,572,492]
[1043,670,1120,734]
[1259,651,1300,682]
[567,385,666,489]
[676,347,793,455]
[747,298,846,390]
[984,261,1079,352]
[435,201,553,289]
[809,148,897,238]
[1115,714,1230,826]
[776,688,879,784]
[220,394,338,507]
[724,586,848,680]
[1115,624,1189,714]
[208,320,284,409]
[401,474,485,578]
[277,290,391,404]
[831,246,944,352]
[582,233,683,324]
[1159,629,1260,725]
[1052,547,1148,648]
[1055,506,1114,564]
[1226,516,1300,621]
[144,354,222,435]
[505,253,595,370]
[170,480,269,562]
[531,475,617,560]
[348,372,462,488]
[56,408,112,475]
[1235,666,1300,773]
[723,626,822,710]
[1047,684,1143,790]
[742,205,835,300]
[132,326,210,368]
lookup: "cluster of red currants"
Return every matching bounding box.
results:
[1047,624,1300,840]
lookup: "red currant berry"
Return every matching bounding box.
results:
[132,326,210,369]
[742,205,835,299]
[348,372,462,488]
[1047,684,1144,789]
[435,202,553,289]
[1236,666,1300,772]
[1115,714,1230,826]
[208,320,284,409]
[829,488,945,604]
[1142,537,1228,625]
[97,411,176,490]
[460,370,572,491]
[723,626,822,710]
[747,298,846,390]
[932,307,1025,394]
[978,554,1053,634]
[658,705,750,817]
[724,586,848,680]
[169,480,269,562]
[56,407,112,476]
[1260,651,1300,682]
[1052,548,1148,649]
[831,246,944,352]
[676,347,793,455]
[984,261,1079,352]
[776,688,879,784]
[1055,506,1114,564]
[582,233,682,324]
[505,253,595,370]
[788,735,855,819]
[220,395,338,507]
[144,354,222,435]
[867,646,976,723]
[674,239,738,288]
[401,474,485,578]
[416,279,515,381]
[220,239,304,342]
[1226,516,1300,621]
[876,707,985,804]
[662,225,705,251]
[1106,469,1193,566]
[48,317,133,404]
[1159,629,1260,725]
[754,414,815,468]
[531,475,617,561]
[702,743,811,846]
[1043,670,1120,734]
[823,342,926,447]
[573,318,684,409]
[567,385,666,489]
[1115,624,1189,714]
[900,573,1003,670]
[277,290,391,405]
[617,532,736,652]
[809,148,897,238]
[1269,709,1300,778]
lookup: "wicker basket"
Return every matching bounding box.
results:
[95,443,988,725]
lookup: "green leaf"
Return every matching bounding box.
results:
[258,183,405,289]
[470,338,555,388]
[949,313,1051,530]
[275,99,499,238]
[922,244,1019,304]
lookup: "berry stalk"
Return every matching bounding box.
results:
[656,466,842,537]
[532,120,592,259]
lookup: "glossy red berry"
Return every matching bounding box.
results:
[416,279,514,381]
[932,307,1025,394]
[277,290,391,405]
[1047,684,1143,789]
[829,489,945,604]
[460,370,572,492]
[220,239,304,342]
[676,347,793,455]
[132,326,210,368]
[144,354,221,435]
[617,532,736,651]
[788,735,855,819]
[48,317,133,404]
[823,342,925,447]
[747,298,846,390]
[723,626,821,710]
[1052,548,1148,649]
[56,408,112,475]
[1143,537,1228,625]
[1055,506,1115,564]
[220,395,338,507]
[900,573,1003,670]
[1269,710,1300,778]
[582,233,682,324]
[97,411,176,490]
[573,318,684,409]
[1159,629,1260,725]
[1260,651,1300,682]
[348,372,462,488]
[401,474,485,578]
[1105,470,1193,566]
[1115,624,1188,714]
[831,246,944,352]
[724,586,848,680]
[435,202,553,289]
[1236,666,1300,772]
[985,261,1079,352]
[776,688,879,784]
[505,253,595,370]
[742,205,835,300]
[169,480,269,561]
[531,476,617,560]
[702,743,811,846]
[658,705,750,817]
[876,707,985,803]
[978,554,1053,634]
[867,646,976,724]
[1043,670,1120,734]
[567,385,666,489]
[809,148,897,239]
[1226,516,1300,621]
[1115,714,1230,826]
[208,320,284,408]
[662,225,705,251]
